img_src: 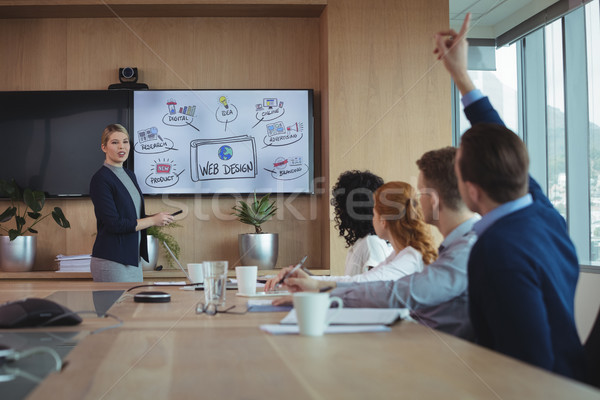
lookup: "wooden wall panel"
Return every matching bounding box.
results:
[0,16,322,270]
[325,0,450,275]
[318,5,330,275]
[0,19,67,90]
[144,195,322,270]
[1,2,452,274]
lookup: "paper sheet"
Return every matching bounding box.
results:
[260,324,391,335]
[280,308,407,326]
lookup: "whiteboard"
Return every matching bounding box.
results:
[132,90,314,194]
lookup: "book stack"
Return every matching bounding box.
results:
[55,254,92,273]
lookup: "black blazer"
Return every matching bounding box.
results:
[90,165,148,266]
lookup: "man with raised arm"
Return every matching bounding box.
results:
[434,13,585,379]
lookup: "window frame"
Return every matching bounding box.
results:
[451,1,600,272]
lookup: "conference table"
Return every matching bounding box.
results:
[1,281,599,400]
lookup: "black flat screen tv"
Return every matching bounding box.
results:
[0,90,132,197]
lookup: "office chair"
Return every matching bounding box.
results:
[585,306,600,388]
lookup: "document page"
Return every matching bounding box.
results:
[280,308,408,326]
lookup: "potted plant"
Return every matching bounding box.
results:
[0,179,70,272]
[145,222,182,270]
[232,192,278,270]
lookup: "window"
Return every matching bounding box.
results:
[452,0,600,268]
[586,0,600,261]
[545,20,567,220]
[457,43,519,136]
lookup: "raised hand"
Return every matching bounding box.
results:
[433,13,475,95]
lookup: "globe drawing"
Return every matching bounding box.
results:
[218,145,233,161]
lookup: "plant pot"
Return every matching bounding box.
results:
[238,233,278,270]
[141,235,159,271]
[0,236,36,272]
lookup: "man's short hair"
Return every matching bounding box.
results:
[416,146,462,211]
[458,123,529,204]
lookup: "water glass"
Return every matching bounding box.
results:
[203,261,228,307]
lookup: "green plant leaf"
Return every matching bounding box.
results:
[52,207,71,229]
[8,229,19,241]
[0,179,20,201]
[231,192,276,232]
[28,228,38,234]
[0,206,16,223]
[0,179,12,198]
[27,211,41,220]
[147,222,182,268]
[15,215,25,231]
[24,189,45,213]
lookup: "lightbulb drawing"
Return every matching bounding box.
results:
[219,96,229,109]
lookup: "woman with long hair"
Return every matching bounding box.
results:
[265,181,438,290]
[331,170,392,275]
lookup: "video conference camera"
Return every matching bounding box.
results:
[108,66,149,90]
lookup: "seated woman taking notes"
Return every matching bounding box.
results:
[265,181,437,291]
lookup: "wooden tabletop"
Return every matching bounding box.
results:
[2,282,599,400]
[0,269,332,281]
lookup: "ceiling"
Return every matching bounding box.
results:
[449,0,559,38]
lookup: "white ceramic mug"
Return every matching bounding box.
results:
[292,292,344,336]
[235,266,258,295]
[187,263,204,284]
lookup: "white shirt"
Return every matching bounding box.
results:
[318,246,424,283]
[344,235,393,276]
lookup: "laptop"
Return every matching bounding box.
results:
[162,241,237,290]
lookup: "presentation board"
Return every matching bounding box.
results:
[132,90,314,194]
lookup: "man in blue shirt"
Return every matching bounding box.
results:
[434,13,585,379]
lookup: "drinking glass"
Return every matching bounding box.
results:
[203,261,228,307]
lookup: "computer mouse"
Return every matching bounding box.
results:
[0,298,82,328]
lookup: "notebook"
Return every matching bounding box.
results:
[235,291,290,298]
[279,308,407,326]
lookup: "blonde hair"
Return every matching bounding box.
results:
[101,124,129,147]
[374,181,438,265]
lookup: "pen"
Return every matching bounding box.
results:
[171,210,183,216]
[277,255,308,286]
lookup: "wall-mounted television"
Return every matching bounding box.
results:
[132,89,314,194]
[0,90,132,197]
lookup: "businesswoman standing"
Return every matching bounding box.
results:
[90,124,174,282]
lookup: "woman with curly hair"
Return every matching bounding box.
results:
[331,170,392,276]
[265,181,438,289]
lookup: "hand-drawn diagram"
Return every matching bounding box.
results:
[263,120,304,147]
[133,90,312,194]
[190,135,257,182]
[134,126,175,154]
[253,98,285,128]
[163,98,199,131]
[144,158,185,188]
[263,155,308,181]
[215,95,238,131]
